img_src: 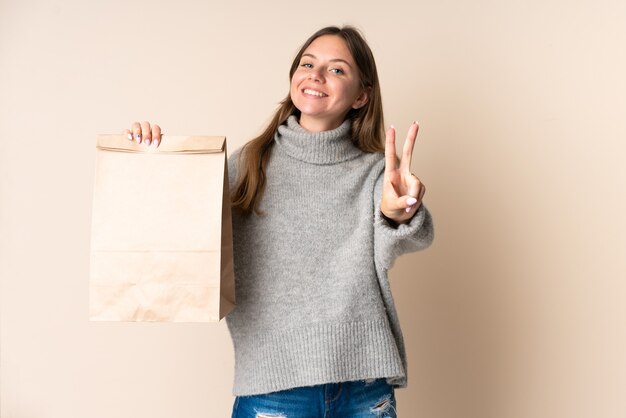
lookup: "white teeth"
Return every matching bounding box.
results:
[304,89,326,97]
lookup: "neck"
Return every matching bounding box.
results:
[298,114,347,132]
[273,115,362,165]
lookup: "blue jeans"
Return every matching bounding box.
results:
[231,378,397,418]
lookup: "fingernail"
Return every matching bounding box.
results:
[127,133,132,140]
[145,139,151,146]
[390,124,395,130]
[406,197,417,206]
[152,139,159,148]
[135,134,141,143]
[413,120,418,125]
[405,205,413,213]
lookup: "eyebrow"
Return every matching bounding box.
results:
[301,53,353,68]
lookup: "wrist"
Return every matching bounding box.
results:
[381,211,408,228]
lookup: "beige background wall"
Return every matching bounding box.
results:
[1,0,625,417]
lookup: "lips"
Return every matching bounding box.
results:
[302,88,327,97]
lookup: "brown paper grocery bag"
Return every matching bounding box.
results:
[89,134,235,322]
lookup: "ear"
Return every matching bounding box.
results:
[351,87,370,110]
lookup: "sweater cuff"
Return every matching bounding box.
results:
[375,203,428,237]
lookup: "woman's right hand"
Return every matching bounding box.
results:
[123,121,162,147]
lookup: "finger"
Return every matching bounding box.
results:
[152,124,161,148]
[384,125,397,175]
[131,122,142,143]
[418,184,426,201]
[399,121,419,174]
[385,195,409,212]
[122,128,133,141]
[403,194,419,213]
[405,181,425,213]
[140,121,151,145]
[406,173,422,199]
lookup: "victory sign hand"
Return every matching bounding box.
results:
[380,121,426,225]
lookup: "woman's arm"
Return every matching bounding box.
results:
[373,170,434,270]
[374,121,434,270]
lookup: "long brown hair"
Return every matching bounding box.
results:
[231,26,385,215]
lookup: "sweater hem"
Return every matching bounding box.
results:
[231,319,406,396]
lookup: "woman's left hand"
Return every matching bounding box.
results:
[380,121,426,224]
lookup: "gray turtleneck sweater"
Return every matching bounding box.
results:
[225,115,434,396]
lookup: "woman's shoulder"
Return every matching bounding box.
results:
[227,147,243,187]
[228,147,240,165]
[356,149,385,170]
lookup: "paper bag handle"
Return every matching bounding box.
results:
[96,135,226,154]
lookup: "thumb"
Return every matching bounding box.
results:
[382,194,415,214]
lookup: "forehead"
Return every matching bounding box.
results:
[303,35,355,64]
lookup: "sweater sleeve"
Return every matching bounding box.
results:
[373,170,434,270]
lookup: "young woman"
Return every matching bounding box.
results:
[124,25,433,418]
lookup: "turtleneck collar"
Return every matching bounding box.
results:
[274,115,363,165]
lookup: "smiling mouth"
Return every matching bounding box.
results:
[303,88,327,97]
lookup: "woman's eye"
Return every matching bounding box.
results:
[301,63,313,68]
[330,68,344,75]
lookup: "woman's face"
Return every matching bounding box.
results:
[290,35,369,132]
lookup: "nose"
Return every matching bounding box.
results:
[308,67,324,82]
